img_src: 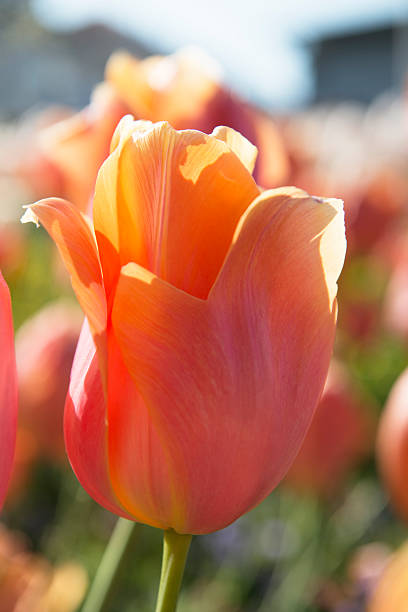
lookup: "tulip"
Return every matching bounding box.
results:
[38,48,288,213]
[285,362,373,497]
[16,300,82,462]
[105,48,289,189]
[0,223,26,277]
[0,269,17,508]
[377,367,408,523]
[383,239,408,342]
[23,118,346,535]
[40,84,128,213]
[0,107,70,221]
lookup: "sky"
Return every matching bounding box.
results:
[32,0,408,109]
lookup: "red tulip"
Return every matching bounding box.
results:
[24,119,346,534]
[377,367,408,523]
[0,270,17,508]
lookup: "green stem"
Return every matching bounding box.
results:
[155,530,192,612]
[81,517,137,612]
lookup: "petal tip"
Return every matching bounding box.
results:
[211,125,258,174]
[317,197,346,308]
[20,205,39,227]
[110,115,156,154]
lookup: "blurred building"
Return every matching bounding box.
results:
[0,1,151,118]
[309,22,408,104]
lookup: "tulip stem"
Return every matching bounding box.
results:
[155,530,192,612]
[81,517,137,612]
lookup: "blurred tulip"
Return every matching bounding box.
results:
[0,223,26,277]
[339,298,381,344]
[4,300,82,505]
[383,232,408,341]
[346,166,407,255]
[0,269,17,508]
[0,108,70,215]
[24,119,345,534]
[383,262,408,341]
[40,84,128,213]
[35,563,88,612]
[4,428,38,505]
[367,540,408,612]
[377,367,408,523]
[105,47,222,130]
[335,249,388,346]
[16,300,82,461]
[281,102,408,258]
[38,48,288,212]
[285,362,373,497]
[106,48,289,188]
[0,523,87,612]
[0,524,50,612]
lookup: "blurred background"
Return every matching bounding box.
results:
[3,0,408,610]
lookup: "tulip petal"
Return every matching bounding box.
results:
[112,188,345,533]
[0,271,17,508]
[105,332,185,529]
[213,187,345,312]
[111,263,208,531]
[93,119,260,299]
[211,125,257,174]
[66,319,182,528]
[64,321,133,519]
[22,198,107,367]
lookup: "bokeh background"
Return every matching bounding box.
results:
[2,0,408,610]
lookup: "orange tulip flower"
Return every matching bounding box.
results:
[0,269,17,508]
[23,118,345,534]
